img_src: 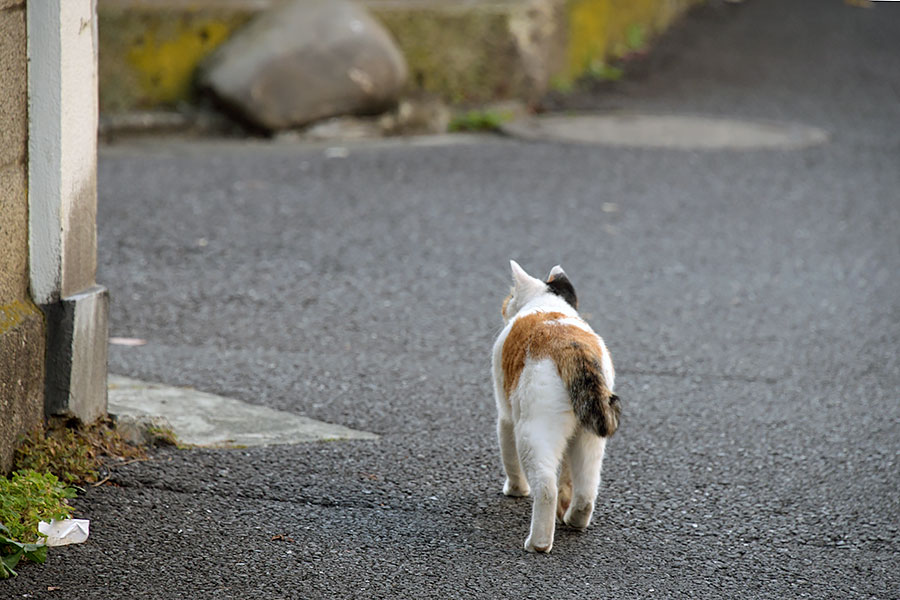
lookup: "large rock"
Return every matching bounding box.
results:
[199,0,408,131]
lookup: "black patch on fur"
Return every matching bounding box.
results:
[567,351,620,438]
[546,275,577,309]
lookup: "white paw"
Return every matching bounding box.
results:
[503,478,530,497]
[524,535,552,553]
[563,504,593,530]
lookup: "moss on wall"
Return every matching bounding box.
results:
[0,2,45,475]
[374,6,527,104]
[0,301,45,474]
[98,8,252,112]
[562,0,702,85]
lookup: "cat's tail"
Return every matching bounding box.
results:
[559,343,620,438]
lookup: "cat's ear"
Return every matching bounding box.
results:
[547,265,566,282]
[510,260,537,287]
[510,259,530,283]
[510,260,544,296]
[546,264,578,309]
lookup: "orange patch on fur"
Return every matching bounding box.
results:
[501,293,512,320]
[501,312,604,398]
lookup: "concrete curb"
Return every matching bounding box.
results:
[502,112,831,150]
[107,375,379,447]
[98,0,702,117]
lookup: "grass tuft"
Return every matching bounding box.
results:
[0,471,75,579]
[448,109,513,133]
[13,419,146,485]
[1,420,150,578]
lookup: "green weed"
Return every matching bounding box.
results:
[549,75,575,94]
[0,470,74,543]
[1,523,48,580]
[0,471,75,579]
[448,109,512,133]
[625,24,647,52]
[2,420,148,578]
[588,62,624,82]
[14,419,146,485]
[145,425,179,447]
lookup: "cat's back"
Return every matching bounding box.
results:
[499,310,607,400]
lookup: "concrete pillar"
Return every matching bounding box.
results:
[28,0,108,423]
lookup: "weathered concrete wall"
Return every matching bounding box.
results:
[96,0,704,113]
[98,1,259,112]
[0,0,45,473]
[373,1,555,104]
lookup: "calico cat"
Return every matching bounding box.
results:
[491,260,620,553]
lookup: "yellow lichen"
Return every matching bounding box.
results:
[126,19,236,106]
[562,0,702,84]
[566,0,612,79]
[0,300,39,337]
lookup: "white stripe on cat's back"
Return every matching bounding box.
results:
[554,316,594,333]
[516,295,579,321]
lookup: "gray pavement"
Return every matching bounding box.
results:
[8,0,900,598]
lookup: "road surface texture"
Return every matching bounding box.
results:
[8,0,899,598]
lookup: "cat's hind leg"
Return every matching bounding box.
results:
[515,361,577,553]
[557,453,572,522]
[517,417,573,552]
[498,418,529,496]
[563,429,607,530]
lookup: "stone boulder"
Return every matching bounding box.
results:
[199,0,408,131]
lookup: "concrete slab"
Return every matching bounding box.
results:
[107,374,378,447]
[503,112,830,150]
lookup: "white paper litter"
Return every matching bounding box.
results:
[38,519,90,546]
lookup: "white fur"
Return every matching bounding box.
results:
[492,261,614,553]
[548,264,566,279]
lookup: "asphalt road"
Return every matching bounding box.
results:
[9,0,899,598]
